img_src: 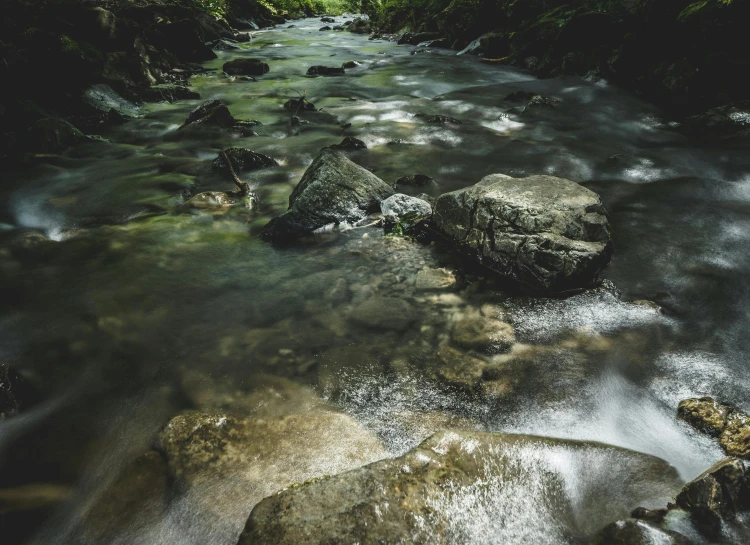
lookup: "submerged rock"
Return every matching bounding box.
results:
[185,191,255,210]
[240,431,682,544]
[307,65,345,76]
[451,310,515,353]
[212,148,278,174]
[432,173,613,292]
[415,268,456,290]
[350,296,418,331]
[222,58,269,76]
[260,150,394,243]
[435,346,486,392]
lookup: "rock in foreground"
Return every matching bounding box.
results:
[260,150,394,243]
[240,430,681,545]
[433,174,612,292]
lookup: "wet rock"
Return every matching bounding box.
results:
[504,91,536,102]
[348,18,372,34]
[1,364,38,419]
[381,193,432,235]
[25,118,84,153]
[82,84,141,118]
[436,346,486,392]
[320,17,335,23]
[223,58,270,76]
[350,296,418,331]
[630,506,668,524]
[398,32,441,46]
[589,519,692,545]
[326,136,366,151]
[396,174,437,188]
[678,397,750,458]
[240,430,683,545]
[684,103,750,141]
[451,310,515,353]
[414,113,462,125]
[674,457,748,518]
[307,65,345,76]
[78,451,167,544]
[159,378,385,544]
[133,85,200,103]
[260,150,394,243]
[415,268,456,291]
[432,173,613,292]
[185,191,254,210]
[720,412,750,458]
[283,96,315,113]
[211,39,241,50]
[342,60,361,69]
[180,99,236,129]
[212,148,278,174]
[178,100,259,136]
[677,397,731,437]
[319,26,332,31]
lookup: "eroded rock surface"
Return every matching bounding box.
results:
[433,173,613,292]
[678,397,750,458]
[240,431,682,545]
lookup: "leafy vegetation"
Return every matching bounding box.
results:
[187,0,356,18]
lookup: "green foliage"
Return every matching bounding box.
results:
[678,0,733,20]
[185,0,354,18]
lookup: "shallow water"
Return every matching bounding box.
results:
[1,15,750,545]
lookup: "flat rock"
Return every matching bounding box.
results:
[240,431,682,545]
[157,377,385,545]
[350,296,418,331]
[415,267,456,290]
[260,150,394,243]
[432,173,613,292]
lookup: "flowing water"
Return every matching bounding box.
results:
[1,15,750,545]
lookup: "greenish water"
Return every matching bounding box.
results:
[1,16,750,545]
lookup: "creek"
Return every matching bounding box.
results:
[1,15,749,545]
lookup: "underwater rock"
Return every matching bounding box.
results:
[240,430,682,545]
[451,310,515,353]
[307,65,345,76]
[415,268,456,291]
[350,296,418,331]
[222,58,269,76]
[435,346,486,392]
[432,173,613,293]
[260,150,394,243]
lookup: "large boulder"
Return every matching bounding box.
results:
[239,430,682,544]
[260,150,394,243]
[223,58,270,76]
[432,174,613,292]
[348,18,373,34]
[157,377,386,545]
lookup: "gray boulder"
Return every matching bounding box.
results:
[432,174,612,292]
[381,193,432,235]
[260,150,394,243]
[240,430,682,545]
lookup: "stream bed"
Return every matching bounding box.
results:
[1,15,750,545]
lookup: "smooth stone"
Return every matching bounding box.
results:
[240,431,682,544]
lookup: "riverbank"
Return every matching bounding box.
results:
[364,0,749,122]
